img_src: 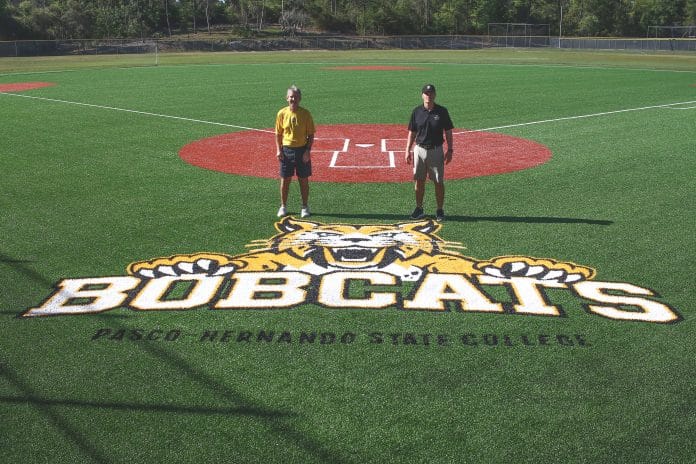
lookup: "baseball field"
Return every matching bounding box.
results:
[1,48,694,463]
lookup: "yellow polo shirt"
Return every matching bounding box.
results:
[275,106,315,148]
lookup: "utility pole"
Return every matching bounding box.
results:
[558,3,563,48]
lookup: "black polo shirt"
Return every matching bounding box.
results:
[408,103,454,147]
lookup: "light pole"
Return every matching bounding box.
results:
[558,3,563,48]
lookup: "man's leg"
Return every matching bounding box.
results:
[410,146,427,219]
[298,177,310,206]
[430,146,446,220]
[414,179,426,207]
[409,179,426,219]
[434,181,445,210]
[280,177,292,206]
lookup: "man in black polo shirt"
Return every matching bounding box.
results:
[404,84,454,222]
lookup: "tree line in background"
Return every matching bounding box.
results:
[1,0,695,41]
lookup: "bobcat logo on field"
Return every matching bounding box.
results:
[24,218,681,323]
[128,217,595,284]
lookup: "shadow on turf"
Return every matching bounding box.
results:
[0,358,347,462]
[1,334,349,463]
[120,335,350,462]
[0,253,351,463]
[0,253,46,284]
[319,213,613,225]
[0,392,293,418]
[0,361,112,463]
[0,252,132,318]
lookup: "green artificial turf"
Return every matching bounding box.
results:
[1,49,694,463]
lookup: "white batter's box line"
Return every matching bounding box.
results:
[329,152,396,169]
[312,137,350,152]
[382,138,408,152]
[326,138,397,169]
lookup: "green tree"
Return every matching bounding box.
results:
[634,0,686,32]
[0,0,23,39]
[1,0,694,39]
[432,0,470,34]
[688,0,696,23]
[432,1,457,33]
[373,1,418,34]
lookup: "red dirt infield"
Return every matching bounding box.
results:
[179,123,552,183]
[0,82,56,92]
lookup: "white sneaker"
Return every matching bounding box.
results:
[277,205,288,217]
[300,206,311,218]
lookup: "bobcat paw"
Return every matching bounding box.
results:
[477,256,595,283]
[127,253,236,278]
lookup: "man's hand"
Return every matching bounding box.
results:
[445,148,453,164]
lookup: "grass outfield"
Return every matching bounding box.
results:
[1,49,694,463]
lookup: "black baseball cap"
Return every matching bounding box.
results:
[422,84,436,93]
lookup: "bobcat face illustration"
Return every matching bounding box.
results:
[128,217,594,283]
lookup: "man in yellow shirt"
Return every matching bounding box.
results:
[275,85,316,218]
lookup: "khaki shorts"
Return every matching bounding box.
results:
[413,145,444,183]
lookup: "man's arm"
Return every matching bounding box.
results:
[276,132,284,160]
[303,133,314,163]
[405,131,415,164]
[444,129,453,164]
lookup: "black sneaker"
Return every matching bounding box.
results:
[410,206,424,219]
[436,209,445,221]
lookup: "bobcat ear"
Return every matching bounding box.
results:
[276,216,319,233]
[400,219,441,234]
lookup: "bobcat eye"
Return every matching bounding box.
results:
[373,232,399,239]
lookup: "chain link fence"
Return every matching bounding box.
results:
[554,37,696,52]
[1,35,695,57]
[0,39,157,57]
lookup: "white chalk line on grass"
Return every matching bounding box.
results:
[0,91,275,134]
[455,99,696,134]
[2,90,695,135]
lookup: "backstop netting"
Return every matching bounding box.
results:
[647,26,696,38]
[487,23,551,47]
